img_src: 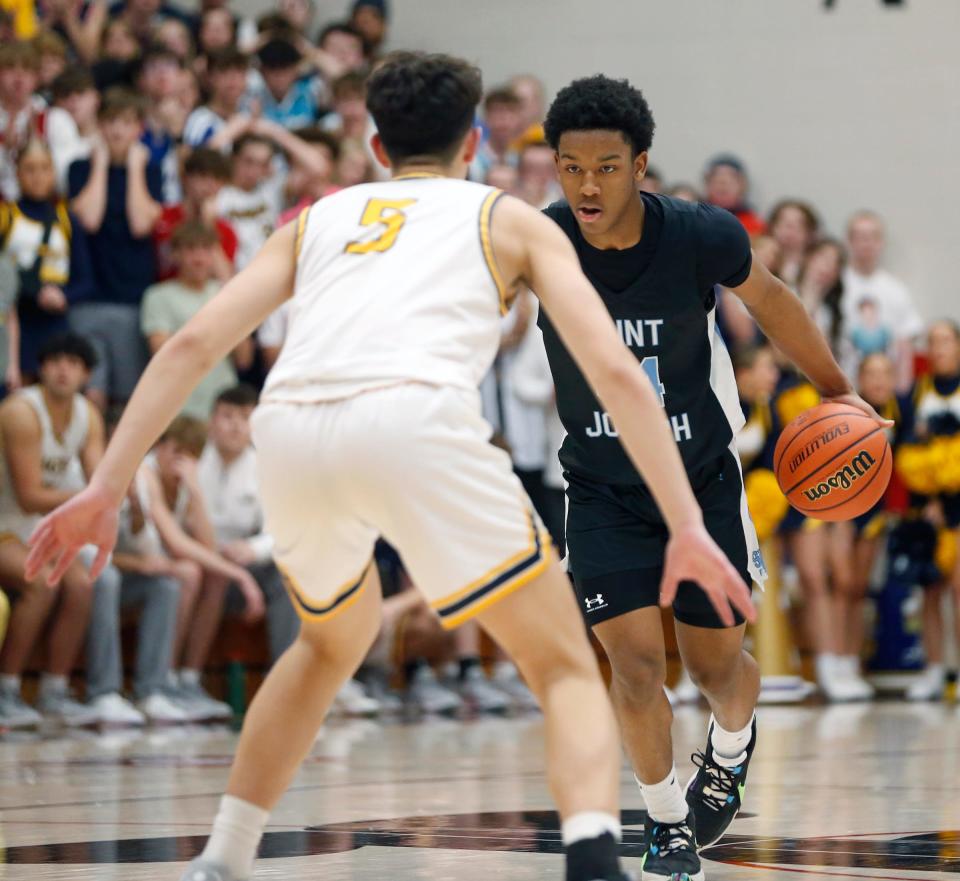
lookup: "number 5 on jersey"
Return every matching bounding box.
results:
[345,198,417,255]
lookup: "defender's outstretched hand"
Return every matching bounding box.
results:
[25,484,119,585]
[659,523,757,628]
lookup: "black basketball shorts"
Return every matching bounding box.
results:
[565,447,766,629]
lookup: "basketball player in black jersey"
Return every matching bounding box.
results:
[539,76,889,881]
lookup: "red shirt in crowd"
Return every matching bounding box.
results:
[153,204,239,281]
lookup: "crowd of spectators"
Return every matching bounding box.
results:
[0,0,956,730]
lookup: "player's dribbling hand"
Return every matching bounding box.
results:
[25,484,119,586]
[659,522,756,627]
[822,392,894,429]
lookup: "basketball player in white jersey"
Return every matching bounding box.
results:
[26,53,755,881]
[0,333,102,727]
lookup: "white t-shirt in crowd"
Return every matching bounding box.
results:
[216,176,283,270]
[842,266,924,363]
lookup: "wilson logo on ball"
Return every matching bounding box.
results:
[788,423,850,474]
[801,450,877,502]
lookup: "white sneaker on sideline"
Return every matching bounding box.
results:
[837,655,874,700]
[179,858,239,880]
[907,665,946,701]
[407,666,463,715]
[89,692,146,726]
[332,679,381,717]
[138,692,189,724]
[459,666,510,714]
[37,687,98,727]
[0,688,43,729]
[491,662,540,711]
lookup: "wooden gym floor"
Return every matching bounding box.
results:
[0,702,957,879]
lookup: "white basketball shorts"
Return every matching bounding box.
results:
[251,383,553,629]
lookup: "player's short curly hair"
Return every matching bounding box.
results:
[544,75,655,156]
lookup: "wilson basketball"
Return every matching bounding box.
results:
[774,402,892,521]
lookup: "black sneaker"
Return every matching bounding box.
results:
[685,716,757,849]
[639,811,702,881]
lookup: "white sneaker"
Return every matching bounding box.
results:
[837,656,874,700]
[173,678,233,722]
[89,692,146,727]
[138,692,189,724]
[0,688,43,729]
[36,686,99,727]
[459,666,511,714]
[332,679,381,717]
[407,665,463,715]
[179,858,239,880]
[491,663,540,711]
[672,670,701,704]
[907,665,946,701]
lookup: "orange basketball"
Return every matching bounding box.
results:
[774,402,892,521]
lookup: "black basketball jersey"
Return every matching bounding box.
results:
[539,193,751,485]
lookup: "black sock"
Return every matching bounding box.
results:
[458,656,481,680]
[565,832,622,881]
[404,658,426,684]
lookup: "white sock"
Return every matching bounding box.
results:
[200,795,269,878]
[638,767,687,823]
[0,674,20,692]
[710,713,754,766]
[179,668,201,687]
[561,810,622,845]
[40,674,67,693]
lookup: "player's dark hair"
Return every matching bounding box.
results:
[37,332,98,370]
[215,383,259,409]
[366,51,482,165]
[544,74,655,157]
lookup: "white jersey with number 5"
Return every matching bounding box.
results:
[262,175,508,405]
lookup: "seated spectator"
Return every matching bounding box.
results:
[843,210,924,393]
[275,0,312,39]
[49,65,100,189]
[252,37,321,131]
[1,140,94,382]
[796,238,852,370]
[108,0,193,48]
[137,415,264,719]
[509,73,546,148]
[67,87,161,410]
[135,43,189,202]
[141,222,252,418]
[348,0,386,58]
[0,41,46,201]
[183,46,250,150]
[197,6,236,60]
[85,409,201,725]
[321,70,370,142]
[0,333,103,727]
[0,254,20,392]
[190,0,256,55]
[215,133,281,270]
[316,20,366,74]
[154,146,237,281]
[470,86,523,181]
[155,16,194,62]
[751,232,782,277]
[31,28,67,100]
[516,140,559,208]
[91,18,140,91]
[767,199,819,288]
[703,153,765,235]
[198,384,299,662]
